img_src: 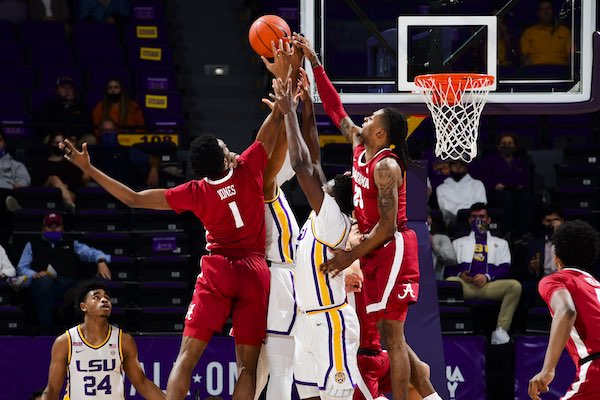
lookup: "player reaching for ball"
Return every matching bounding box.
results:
[60,102,282,400]
[294,34,421,400]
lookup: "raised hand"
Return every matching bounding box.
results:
[273,77,300,115]
[292,33,320,67]
[261,39,293,81]
[298,67,312,102]
[59,139,92,173]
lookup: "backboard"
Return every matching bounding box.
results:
[300,0,600,114]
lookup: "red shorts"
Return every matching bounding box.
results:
[361,230,420,322]
[353,350,391,400]
[562,361,600,399]
[183,253,270,347]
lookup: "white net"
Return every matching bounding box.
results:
[414,74,494,163]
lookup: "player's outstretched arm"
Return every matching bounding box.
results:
[293,34,361,149]
[528,288,576,400]
[41,333,69,400]
[60,140,171,210]
[255,102,283,159]
[299,67,322,165]
[122,333,166,399]
[321,158,401,275]
[275,77,326,213]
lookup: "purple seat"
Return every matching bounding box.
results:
[76,186,126,209]
[37,65,83,89]
[19,20,66,45]
[109,256,136,281]
[27,41,73,65]
[13,187,62,210]
[131,209,181,231]
[145,113,185,132]
[139,282,189,307]
[12,209,52,231]
[135,66,177,92]
[73,22,119,46]
[135,232,189,255]
[1,41,24,64]
[73,210,130,232]
[138,255,190,281]
[124,22,169,45]
[0,89,25,111]
[0,64,34,89]
[137,91,183,115]
[127,42,172,67]
[30,88,57,115]
[85,66,132,91]
[549,127,593,149]
[0,110,33,140]
[0,20,16,41]
[84,90,105,112]
[131,0,166,21]
[76,44,125,67]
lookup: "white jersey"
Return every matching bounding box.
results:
[295,193,351,311]
[265,187,299,265]
[64,325,125,400]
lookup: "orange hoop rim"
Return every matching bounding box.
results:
[414,73,495,89]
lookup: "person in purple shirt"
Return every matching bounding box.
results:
[476,132,534,238]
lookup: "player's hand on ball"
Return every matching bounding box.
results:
[261,39,293,81]
[60,139,91,173]
[528,369,554,400]
[292,33,320,67]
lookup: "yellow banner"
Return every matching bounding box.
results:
[136,26,158,39]
[406,115,428,139]
[145,94,168,109]
[117,134,179,147]
[140,47,162,61]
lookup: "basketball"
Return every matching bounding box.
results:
[248,15,291,58]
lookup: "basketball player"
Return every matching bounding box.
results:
[274,77,359,400]
[294,35,420,400]
[528,220,600,400]
[60,105,281,400]
[41,281,164,400]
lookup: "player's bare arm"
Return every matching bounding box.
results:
[263,124,288,199]
[275,77,326,213]
[321,157,401,275]
[60,140,171,210]
[122,333,166,399]
[41,333,69,400]
[255,102,283,158]
[528,288,576,400]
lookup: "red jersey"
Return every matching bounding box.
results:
[352,144,407,235]
[539,268,600,366]
[165,141,267,256]
[349,290,382,352]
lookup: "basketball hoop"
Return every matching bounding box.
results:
[414,73,494,163]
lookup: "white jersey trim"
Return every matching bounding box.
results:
[366,232,404,313]
[563,326,591,399]
[204,168,233,185]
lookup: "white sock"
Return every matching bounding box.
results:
[423,393,443,400]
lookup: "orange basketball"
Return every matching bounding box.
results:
[249,15,291,58]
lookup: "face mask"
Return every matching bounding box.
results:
[43,231,63,243]
[107,93,120,103]
[471,218,488,236]
[0,149,6,158]
[50,146,63,156]
[499,145,515,156]
[451,172,467,182]
[544,225,554,238]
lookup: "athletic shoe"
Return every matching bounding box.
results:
[491,327,510,345]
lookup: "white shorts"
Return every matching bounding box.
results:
[293,304,360,397]
[267,264,297,335]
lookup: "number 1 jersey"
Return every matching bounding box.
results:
[165,141,268,257]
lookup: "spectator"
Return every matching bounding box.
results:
[16,212,112,332]
[97,118,119,145]
[428,213,456,280]
[436,160,487,228]
[445,203,522,345]
[0,131,31,191]
[520,0,571,66]
[34,132,89,212]
[78,0,129,24]
[0,243,16,281]
[92,78,145,136]
[28,0,69,22]
[37,76,94,144]
[477,132,533,238]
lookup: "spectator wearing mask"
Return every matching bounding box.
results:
[16,212,112,332]
[520,0,571,66]
[78,0,129,24]
[34,132,89,212]
[92,78,145,136]
[28,0,69,22]
[445,203,522,345]
[476,132,533,238]
[428,213,456,280]
[37,76,94,144]
[436,160,487,228]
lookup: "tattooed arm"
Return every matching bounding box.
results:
[339,117,362,149]
[321,157,402,274]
